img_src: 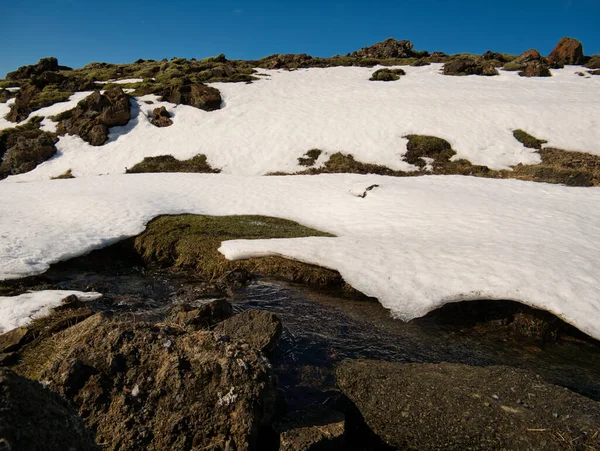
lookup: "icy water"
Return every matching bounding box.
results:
[4,244,600,408]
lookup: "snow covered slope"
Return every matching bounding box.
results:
[1,174,599,340]
[3,64,600,181]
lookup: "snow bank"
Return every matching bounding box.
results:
[94,78,147,84]
[0,290,102,332]
[2,64,599,181]
[0,173,599,340]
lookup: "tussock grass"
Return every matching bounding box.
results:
[50,169,74,179]
[513,129,548,150]
[126,154,220,174]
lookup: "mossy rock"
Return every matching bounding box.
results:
[513,129,548,150]
[502,61,524,71]
[370,68,406,81]
[404,134,456,167]
[126,154,219,173]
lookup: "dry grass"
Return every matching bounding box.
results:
[50,169,74,179]
[513,129,548,150]
[126,154,220,174]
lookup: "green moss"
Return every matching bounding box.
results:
[404,134,456,166]
[298,148,322,166]
[134,215,340,285]
[513,129,548,150]
[370,68,406,81]
[29,86,72,110]
[126,154,220,174]
[502,61,523,71]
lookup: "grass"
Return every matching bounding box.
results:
[29,86,72,110]
[370,68,406,81]
[126,154,220,174]
[404,135,456,166]
[298,149,322,166]
[50,169,74,179]
[513,129,548,150]
[133,214,347,288]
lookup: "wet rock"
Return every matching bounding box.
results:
[0,117,58,179]
[0,327,29,353]
[336,360,600,450]
[548,37,584,67]
[276,406,345,451]
[55,86,131,146]
[585,54,600,69]
[443,58,498,76]
[32,313,276,450]
[6,57,69,80]
[519,60,552,78]
[0,368,98,450]
[158,83,222,111]
[214,309,283,355]
[168,298,233,329]
[150,106,173,127]
[350,38,419,59]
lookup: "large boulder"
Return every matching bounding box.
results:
[337,360,600,450]
[158,83,222,111]
[31,313,277,450]
[548,37,584,67]
[0,368,98,450]
[56,86,131,146]
[6,57,65,80]
[350,38,420,59]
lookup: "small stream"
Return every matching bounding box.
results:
[4,243,600,409]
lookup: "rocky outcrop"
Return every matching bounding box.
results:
[350,38,422,59]
[443,58,498,76]
[6,57,71,80]
[158,83,222,111]
[502,49,552,77]
[6,83,41,122]
[337,360,600,450]
[0,88,14,103]
[56,86,131,146]
[0,117,58,179]
[150,106,173,127]
[0,368,98,450]
[29,312,278,450]
[519,60,552,77]
[547,37,584,67]
[214,309,283,355]
[262,53,316,70]
[585,54,600,69]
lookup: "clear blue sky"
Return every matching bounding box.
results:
[2,0,599,77]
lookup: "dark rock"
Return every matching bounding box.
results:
[150,106,173,127]
[158,83,222,111]
[31,71,66,89]
[0,89,14,103]
[56,86,131,146]
[519,60,552,77]
[337,360,600,450]
[369,68,405,81]
[443,58,498,76]
[589,69,600,76]
[32,313,277,451]
[548,37,584,67]
[0,368,98,450]
[52,294,87,312]
[6,57,61,80]
[411,59,431,67]
[6,83,40,122]
[482,50,505,62]
[0,327,29,353]
[168,298,233,329]
[585,54,600,69]
[214,309,283,355]
[0,118,58,179]
[429,51,448,62]
[515,49,544,64]
[350,38,419,59]
[276,406,345,451]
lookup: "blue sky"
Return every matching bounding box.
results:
[2,0,599,77]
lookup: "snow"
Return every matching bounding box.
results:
[2,64,599,181]
[0,290,102,332]
[0,173,599,340]
[94,78,147,84]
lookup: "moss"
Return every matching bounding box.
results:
[370,68,406,81]
[404,135,455,166]
[29,86,72,110]
[126,154,220,174]
[298,148,322,166]
[513,129,548,150]
[50,169,74,179]
[133,215,343,287]
[502,61,524,71]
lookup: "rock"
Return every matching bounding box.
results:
[31,71,66,89]
[336,360,600,450]
[589,69,600,76]
[442,58,498,76]
[0,327,29,353]
[403,134,455,168]
[150,106,173,127]
[168,298,233,329]
[276,406,345,451]
[350,38,419,59]
[32,313,276,450]
[5,83,40,122]
[481,50,505,62]
[261,53,315,70]
[6,57,61,80]
[519,60,552,77]
[52,294,87,312]
[158,83,222,111]
[0,118,58,179]
[0,368,98,450]
[515,49,544,64]
[0,89,14,103]
[548,37,584,67]
[55,86,131,146]
[369,68,405,81]
[585,55,600,69]
[429,51,448,62]
[214,309,283,355]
